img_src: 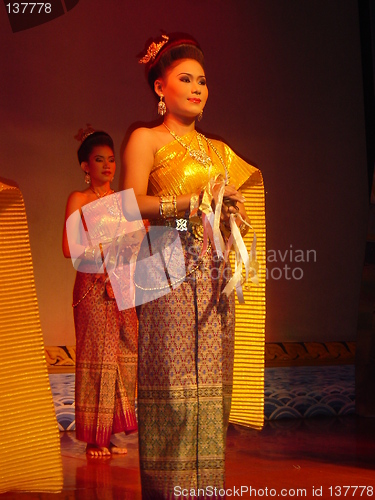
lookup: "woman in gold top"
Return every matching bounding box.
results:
[123,33,265,498]
[63,130,138,458]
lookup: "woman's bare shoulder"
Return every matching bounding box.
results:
[129,126,157,142]
[67,189,90,202]
[127,126,164,155]
[65,190,91,215]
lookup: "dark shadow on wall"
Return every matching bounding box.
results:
[355,0,375,417]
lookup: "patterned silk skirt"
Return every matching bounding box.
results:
[73,271,138,447]
[135,227,235,499]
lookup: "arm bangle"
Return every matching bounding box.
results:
[159,195,178,219]
[83,246,96,260]
[239,221,249,236]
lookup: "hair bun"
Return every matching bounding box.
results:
[139,32,204,91]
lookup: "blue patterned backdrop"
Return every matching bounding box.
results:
[49,364,355,431]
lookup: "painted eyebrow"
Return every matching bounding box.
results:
[177,72,206,78]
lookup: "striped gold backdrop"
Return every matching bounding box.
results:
[229,172,266,430]
[0,184,63,493]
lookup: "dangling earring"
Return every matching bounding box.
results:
[158,95,167,116]
[84,172,91,184]
[197,109,204,122]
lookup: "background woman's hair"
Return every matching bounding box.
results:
[77,131,114,164]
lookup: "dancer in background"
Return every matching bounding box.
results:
[122,33,265,498]
[63,128,138,458]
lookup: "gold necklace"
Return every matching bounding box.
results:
[163,123,229,183]
[163,123,212,167]
[89,186,113,198]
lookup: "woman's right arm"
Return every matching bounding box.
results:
[122,128,191,220]
[62,191,86,258]
[63,192,124,272]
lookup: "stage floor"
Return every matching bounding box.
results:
[1,415,374,499]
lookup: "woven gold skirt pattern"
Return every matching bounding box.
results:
[0,186,63,493]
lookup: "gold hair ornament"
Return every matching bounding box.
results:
[139,34,169,64]
[74,124,96,143]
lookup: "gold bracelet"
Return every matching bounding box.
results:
[159,195,177,219]
[83,246,96,260]
[239,222,249,236]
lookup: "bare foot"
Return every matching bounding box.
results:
[109,442,127,455]
[86,444,111,458]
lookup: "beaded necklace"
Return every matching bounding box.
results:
[163,124,230,184]
[89,186,114,198]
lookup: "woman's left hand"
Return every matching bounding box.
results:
[221,186,247,227]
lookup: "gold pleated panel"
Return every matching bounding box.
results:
[0,185,63,493]
[228,172,266,430]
